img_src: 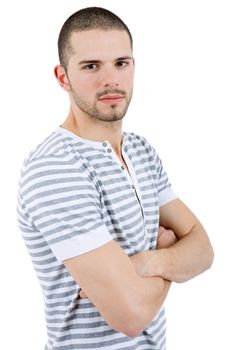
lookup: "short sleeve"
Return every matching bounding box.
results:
[154,152,177,206]
[18,155,112,261]
[141,136,177,207]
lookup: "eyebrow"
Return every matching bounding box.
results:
[78,56,133,65]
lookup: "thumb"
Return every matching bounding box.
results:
[79,289,88,299]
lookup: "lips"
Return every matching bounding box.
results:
[98,94,124,102]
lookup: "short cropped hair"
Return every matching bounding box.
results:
[58,7,133,69]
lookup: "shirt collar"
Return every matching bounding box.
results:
[57,126,126,150]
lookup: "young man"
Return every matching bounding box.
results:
[17,7,214,350]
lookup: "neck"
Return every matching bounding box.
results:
[61,108,123,156]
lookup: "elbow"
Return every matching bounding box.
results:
[123,326,144,338]
[194,241,214,281]
[114,311,147,337]
[203,233,214,271]
[118,323,142,338]
[202,228,215,271]
[99,278,164,337]
[206,243,214,270]
[107,300,156,337]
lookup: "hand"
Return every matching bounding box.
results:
[79,289,88,299]
[129,251,149,277]
[157,226,178,249]
[130,226,177,277]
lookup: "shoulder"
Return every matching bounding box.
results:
[18,129,91,192]
[24,129,80,163]
[123,132,159,159]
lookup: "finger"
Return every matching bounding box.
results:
[158,226,165,236]
[157,228,177,249]
[79,290,88,299]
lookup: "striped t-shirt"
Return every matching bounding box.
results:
[17,127,176,350]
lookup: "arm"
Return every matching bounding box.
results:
[64,240,167,337]
[128,226,178,314]
[138,198,214,283]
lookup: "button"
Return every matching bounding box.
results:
[121,166,125,170]
[132,184,135,190]
[102,142,107,147]
[107,148,112,153]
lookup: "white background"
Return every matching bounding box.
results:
[0,0,232,349]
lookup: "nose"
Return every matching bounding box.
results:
[99,66,119,88]
[104,81,119,88]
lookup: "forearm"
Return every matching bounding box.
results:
[147,277,171,311]
[144,223,214,283]
[129,226,174,324]
[79,270,170,335]
[136,275,171,327]
[78,227,174,334]
[77,244,171,335]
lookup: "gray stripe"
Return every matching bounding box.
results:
[57,328,118,341]
[33,132,60,157]
[45,289,76,300]
[38,271,68,282]
[23,176,88,195]
[32,256,57,266]
[26,240,48,249]
[46,221,103,245]
[41,280,76,292]
[35,264,63,273]
[24,184,95,205]
[51,334,133,349]
[29,249,52,258]
[27,191,97,211]
[32,202,100,223]
[44,300,71,308]
[21,167,84,188]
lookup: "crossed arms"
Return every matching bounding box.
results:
[64,198,214,337]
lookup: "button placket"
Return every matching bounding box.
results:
[122,155,145,226]
[102,142,113,155]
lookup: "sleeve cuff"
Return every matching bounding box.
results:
[51,225,113,261]
[159,186,177,207]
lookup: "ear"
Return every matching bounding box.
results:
[54,65,71,92]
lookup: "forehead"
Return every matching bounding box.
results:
[69,29,132,61]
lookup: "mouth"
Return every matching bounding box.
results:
[98,94,124,103]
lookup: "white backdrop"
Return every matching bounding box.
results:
[0,1,232,349]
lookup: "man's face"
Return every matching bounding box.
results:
[65,29,134,123]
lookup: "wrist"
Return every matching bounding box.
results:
[145,249,169,278]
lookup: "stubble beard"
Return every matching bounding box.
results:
[70,87,132,124]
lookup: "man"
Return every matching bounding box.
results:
[17,7,214,350]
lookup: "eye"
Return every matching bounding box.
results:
[116,60,129,67]
[83,63,98,70]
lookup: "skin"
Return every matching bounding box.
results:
[54,29,214,336]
